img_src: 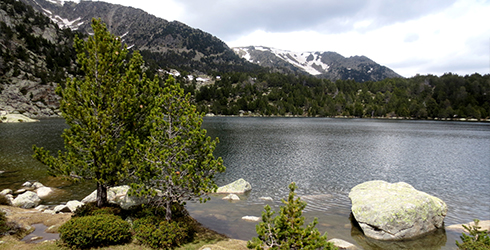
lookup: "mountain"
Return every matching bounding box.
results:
[233,46,401,82]
[19,0,259,74]
[0,0,79,117]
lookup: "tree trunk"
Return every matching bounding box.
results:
[165,200,172,221]
[96,182,108,207]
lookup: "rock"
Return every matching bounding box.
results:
[36,186,54,199]
[222,194,240,200]
[216,179,252,194]
[0,114,39,123]
[327,238,358,249]
[14,189,27,194]
[54,204,71,213]
[4,194,14,205]
[12,191,41,208]
[82,185,146,209]
[242,216,261,222]
[43,209,56,214]
[34,205,49,211]
[0,189,12,195]
[446,220,490,233]
[349,180,447,240]
[259,196,273,201]
[22,181,32,187]
[32,181,45,189]
[66,200,84,212]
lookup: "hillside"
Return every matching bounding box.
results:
[0,0,79,117]
[233,46,401,82]
[19,0,260,74]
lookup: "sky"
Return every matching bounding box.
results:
[100,0,490,78]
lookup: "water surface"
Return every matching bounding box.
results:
[1,117,489,249]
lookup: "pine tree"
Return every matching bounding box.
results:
[130,76,225,221]
[248,182,337,250]
[33,18,159,207]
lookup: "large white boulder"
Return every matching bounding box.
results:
[12,191,41,208]
[216,179,252,194]
[349,180,447,240]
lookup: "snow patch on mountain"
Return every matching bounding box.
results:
[234,46,329,75]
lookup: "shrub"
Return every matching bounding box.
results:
[59,214,132,249]
[72,202,121,218]
[247,182,337,250]
[133,216,191,249]
[456,219,490,250]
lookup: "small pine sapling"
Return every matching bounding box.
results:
[248,182,337,250]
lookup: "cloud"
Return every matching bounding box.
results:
[175,0,457,40]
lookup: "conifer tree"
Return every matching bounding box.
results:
[33,18,159,207]
[130,76,225,221]
[248,182,336,250]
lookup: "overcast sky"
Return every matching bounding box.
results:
[101,0,489,78]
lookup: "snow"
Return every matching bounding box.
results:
[234,46,330,75]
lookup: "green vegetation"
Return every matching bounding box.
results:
[129,76,225,221]
[456,220,490,250]
[248,182,337,250]
[59,214,132,248]
[32,17,223,224]
[133,216,191,249]
[188,72,490,120]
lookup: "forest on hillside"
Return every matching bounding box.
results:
[179,72,490,120]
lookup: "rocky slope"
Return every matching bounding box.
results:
[233,46,401,82]
[0,0,77,117]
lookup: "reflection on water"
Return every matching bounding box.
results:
[1,117,490,249]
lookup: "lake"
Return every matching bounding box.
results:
[1,117,489,249]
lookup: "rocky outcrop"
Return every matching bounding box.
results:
[349,180,447,240]
[215,179,252,194]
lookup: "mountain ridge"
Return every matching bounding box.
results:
[233,46,402,82]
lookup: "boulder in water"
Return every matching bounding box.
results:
[349,180,447,240]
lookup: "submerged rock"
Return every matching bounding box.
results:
[216,178,252,194]
[327,238,359,249]
[242,216,260,222]
[222,194,240,201]
[349,180,447,240]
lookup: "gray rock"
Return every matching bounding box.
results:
[22,181,32,187]
[54,204,71,213]
[216,179,252,194]
[32,181,45,189]
[259,196,273,201]
[35,205,49,211]
[349,180,447,240]
[222,194,240,201]
[0,114,39,123]
[66,200,84,212]
[36,186,54,199]
[327,238,358,249]
[0,189,13,195]
[12,191,41,208]
[242,216,260,222]
[82,185,146,209]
